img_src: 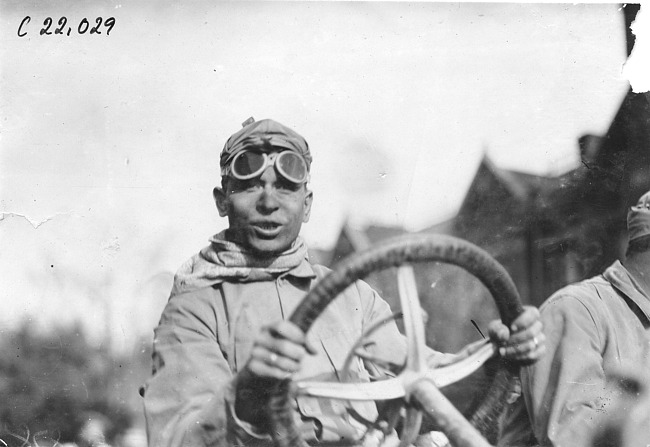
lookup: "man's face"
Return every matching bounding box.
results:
[214,152,313,256]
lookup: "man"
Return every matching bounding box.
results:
[143,118,545,446]
[499,190,650,447]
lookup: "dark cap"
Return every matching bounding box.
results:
[627,190,650,242]
[220,118,312,176]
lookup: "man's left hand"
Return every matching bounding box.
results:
[488,305,546,365]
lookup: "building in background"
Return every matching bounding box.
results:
[325,84,649,329]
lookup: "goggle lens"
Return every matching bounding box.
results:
[232,151,266,177]
[230,151,308,183]
[276,152,307,183]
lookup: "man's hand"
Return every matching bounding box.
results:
[235,321,316,425]
[488,305,546,365]
[244,320,317,379]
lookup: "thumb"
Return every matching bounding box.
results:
[303,336,318,355]
[487,320,510,343]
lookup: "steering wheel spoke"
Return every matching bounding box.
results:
[425,339,497,389]
[294,377,406,401]
[353,348,402,374]
[397,266,427,374]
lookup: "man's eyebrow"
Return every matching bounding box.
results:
[227,178,252,191]
[277,178,302,190]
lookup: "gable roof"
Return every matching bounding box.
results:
[456,155,555,217]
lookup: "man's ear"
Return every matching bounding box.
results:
[213,187,229,217]
[302,190,313,223]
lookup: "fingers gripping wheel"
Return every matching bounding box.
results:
[268,234,524,447]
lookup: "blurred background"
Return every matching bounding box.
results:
[1,1,648,445]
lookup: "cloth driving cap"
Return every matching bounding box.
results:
[627,190,650,242]
[220,117,311,175]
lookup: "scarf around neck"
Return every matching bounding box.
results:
[171,231,310,295]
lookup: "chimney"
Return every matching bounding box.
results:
[579,134,605,165]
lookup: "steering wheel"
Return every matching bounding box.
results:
[267,234,524,447]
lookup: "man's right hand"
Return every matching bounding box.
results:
[244,320,317,380]
[235,320,316,425]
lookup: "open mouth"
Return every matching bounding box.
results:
[252,222,281,237]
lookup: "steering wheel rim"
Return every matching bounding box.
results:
[268,234,524,447]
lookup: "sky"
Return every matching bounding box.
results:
[0,1,643,348]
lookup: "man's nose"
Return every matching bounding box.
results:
[257,184,280,213]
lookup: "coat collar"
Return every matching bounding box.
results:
[604,260,650,323]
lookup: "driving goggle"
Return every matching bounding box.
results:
[228,150,309,184]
